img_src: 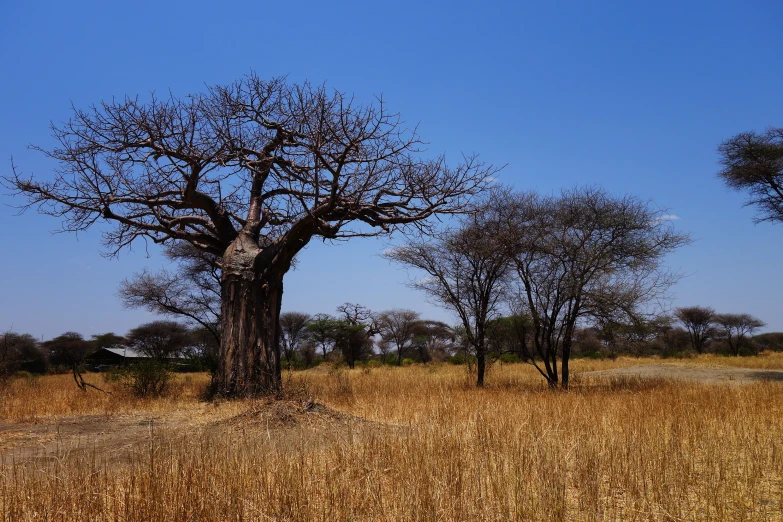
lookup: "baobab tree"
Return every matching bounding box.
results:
[5,74,494,396]
[335,303,378,368]
[279,311,311,368]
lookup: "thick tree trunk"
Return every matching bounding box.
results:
[213,272,283,396]
[212,235,284,397]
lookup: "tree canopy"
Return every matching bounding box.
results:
[718,128,783,224]
[5,73,496,396]
[501,187,689,388]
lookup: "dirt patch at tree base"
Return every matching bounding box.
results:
[228,398,360,428]
[0,399,387,466]
[581,363,783,385]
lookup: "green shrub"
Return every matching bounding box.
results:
[102,367,125,383]
[577,350,605,360]
[753,332,783,352]
[660,349,693,359]
[116,361,174,397]
[449,354,473,365]
[401,358,416,366]
[498,353,521,364]
[13,371,34,381]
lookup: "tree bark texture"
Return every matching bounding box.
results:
[213,235,284,397]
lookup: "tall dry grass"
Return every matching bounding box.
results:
[1,359,782,521]
[0,372,211,422]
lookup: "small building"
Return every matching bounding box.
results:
[85,347,150,369]
[85,347,192,371]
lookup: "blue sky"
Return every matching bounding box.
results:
[1,0,781,340]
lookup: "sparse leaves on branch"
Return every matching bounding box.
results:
[718,128,783,224]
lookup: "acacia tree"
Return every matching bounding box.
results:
[5,74,493,396]
[501,187,689,389]
[485,315,532,360]
[410,320,454,362]
[90,332,127,350]
[119,243,222,343]
[385,201,510,386]
[305,314,337,360]
[1,331,46,376]
[279,311,311,368]
[718,128,783,224]
[675,306,715,354]
[43,332,94,369]
[377,309,421,365]
[126,321,190,361]
[714,313,765,356]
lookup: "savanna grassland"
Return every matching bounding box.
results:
[2,355,782,521]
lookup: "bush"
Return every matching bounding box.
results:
[378,354,397,365]
[449,354,470,365]
[401,358,416,366]
[498,353,521,364]
[753,332,783,352]
[660,349,693,359]
[102,367,125,383]
[13,371,34,380]
[327,365,354,400]
[577,350,605,360]
[116,361,174,397]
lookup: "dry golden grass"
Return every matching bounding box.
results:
[1,357,782,521]
[686,351,783,370]
[0,372,212,422]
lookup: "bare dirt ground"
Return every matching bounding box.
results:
[0,399,380,466]
[582,363,783,385]
[0,403,230,463]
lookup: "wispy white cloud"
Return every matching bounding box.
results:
[656,214,680,222]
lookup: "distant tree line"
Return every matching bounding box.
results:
[674,306,767,356]
[0,321,217,378]
[4,302,777,384]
